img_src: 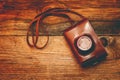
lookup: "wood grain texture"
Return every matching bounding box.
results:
[0,36,120,80]
[0,21,120,35]
[0,8,120,21]
[0,0,120,80]
[1,0,120,9]
[0,0,120,36]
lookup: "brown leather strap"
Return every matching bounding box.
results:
[27,12,74,49]
[35,13,74,49]
[26,8,85,49]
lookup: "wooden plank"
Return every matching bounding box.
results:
[0,8,120,21]
[1,0,120,9]
[0,20,120,35]
[55,0,120,8]
[0,36,120,80]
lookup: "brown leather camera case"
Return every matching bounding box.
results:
[64,19,107,67]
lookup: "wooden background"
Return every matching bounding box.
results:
[0,0,120,80]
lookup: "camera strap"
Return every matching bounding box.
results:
[26,8,86,49]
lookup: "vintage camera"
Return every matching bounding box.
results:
[27,8,108,67]
[64,19,107,67]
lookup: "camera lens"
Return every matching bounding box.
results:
[75,35,95,55]
[77,36,92,51]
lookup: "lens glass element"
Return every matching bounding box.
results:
[77,36,92,51]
